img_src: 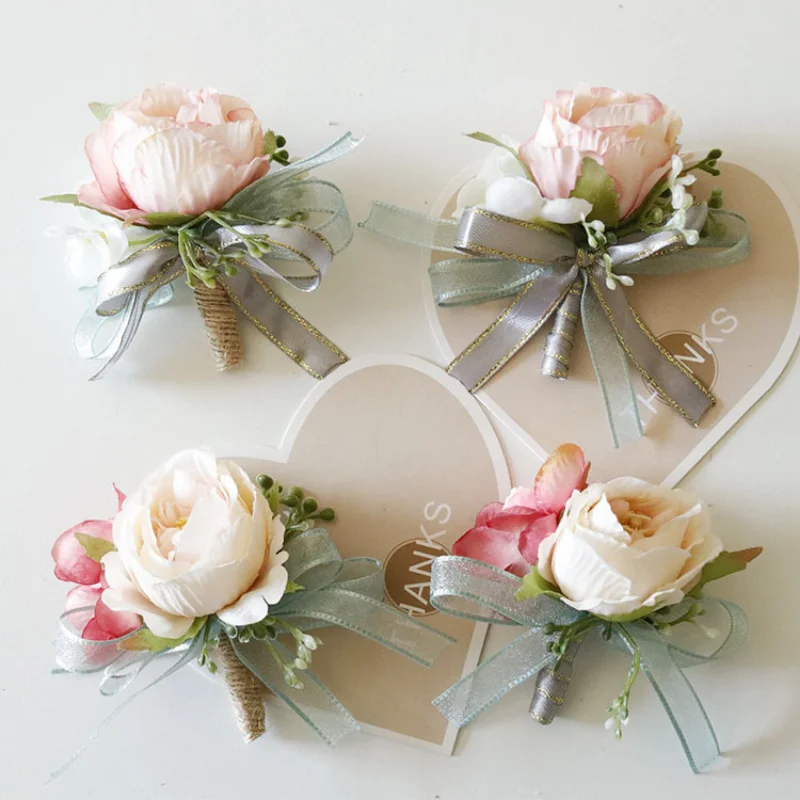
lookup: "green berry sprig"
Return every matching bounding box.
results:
[255,475,335,541]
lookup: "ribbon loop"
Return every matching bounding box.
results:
[362,199,750,444]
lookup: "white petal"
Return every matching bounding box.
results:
[539,197,593,224]
[216,564,289,626]
[484,177,544,221]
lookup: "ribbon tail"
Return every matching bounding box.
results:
[623,624,721,774]
[221,267,348,380]
[446,265,579,393]
[230,638,359,747]
[277,587,454,667]
[429,257,539,306]
[433,628,554,728]
[581,284,643,447]
[49,636,203,782]
[360,202,461,252]
[587,266,715,428]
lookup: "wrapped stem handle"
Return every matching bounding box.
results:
[529,638,582,725]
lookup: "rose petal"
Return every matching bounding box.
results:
[518,515,558,564]
[452,526,530,576]
[533,443,589,514]
[81,618,115,642]
[94,597,141,638]
[52,519,113,585]
[65,584,103,612]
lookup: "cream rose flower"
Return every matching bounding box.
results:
[537,478,722,619]
[102,450,289,638]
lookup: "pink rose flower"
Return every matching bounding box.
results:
[78,84,271,222]
[453,444,589,577]
[520,86,682,220]
[52,487,141,641]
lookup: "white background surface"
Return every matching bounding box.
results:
[1,1,799,797]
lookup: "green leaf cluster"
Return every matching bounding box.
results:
[571,158,620,227]
[121,617,207,653]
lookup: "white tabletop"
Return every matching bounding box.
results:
[2,1,800,797]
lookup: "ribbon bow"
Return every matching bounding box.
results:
[52,527,453,777]
[361,202,749,445]
[428,556,747,773]
[77,133,360,380]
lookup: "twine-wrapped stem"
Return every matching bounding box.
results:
[541,276,582,380]
[529,638,582,725]
[215,635,269,742]
[193,282,243,371]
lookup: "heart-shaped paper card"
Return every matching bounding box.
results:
[220,354,509,753]
[427,162,800,485]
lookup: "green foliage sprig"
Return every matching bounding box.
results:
[255,474,335,542]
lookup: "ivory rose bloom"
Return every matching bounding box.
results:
[78,84,271,222]
[537,479,722,618]
[102,450,289,638]
[520,85,682,220]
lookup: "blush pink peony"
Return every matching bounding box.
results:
[78,84,271,222]
[453,444,589,577]
[520,86,682,220]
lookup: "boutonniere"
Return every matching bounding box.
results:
[362,85,750,446]
[429,444,761,772]
[51,450,451,776]
[45,84,359,380]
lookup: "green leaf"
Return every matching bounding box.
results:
[41,193,81,205]
[120,617,207,653]
[283,581,304,594]
[603,606,664,624]
[570,157,620,227]
[465,131,533,181]
[690,548,763,596]
[263,129,278,156]
[88,102,116,122]
[515,566,562,601]
[74,533,116,563]
[142,211,198,228]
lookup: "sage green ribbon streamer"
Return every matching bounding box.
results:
[77,133,360,380]
[361,202,750,446]
[52,523,452,774]
[429,556,748,773]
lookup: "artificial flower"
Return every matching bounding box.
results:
[537,478,722,618]
[52,487,141,640]
[453,443,588,576]
[520,84,682,220]
[45,207,146,286]
[78,84,271,222]
[102,449,289,638]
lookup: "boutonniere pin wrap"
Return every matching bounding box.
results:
[50,450,452,777]
[45,84,359,380]
[428,444,761,772]
[362,86,750,446]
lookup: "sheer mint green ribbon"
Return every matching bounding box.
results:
[361,202,750,447]
[51,525,453,775]
[429,556,748,773]
[76,132,360,380]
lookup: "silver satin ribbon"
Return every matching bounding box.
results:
[361,202,750,446]
[428,556,748,773]
[51,525,452,775]
[78,132,360,380]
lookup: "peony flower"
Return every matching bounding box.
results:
[45,208,148,286]
[102,450,289,638]
[520,85,682,221]
[77,84,271,222]
[52,487,141,640]
[537,478,723,619]
[453,444,588,576]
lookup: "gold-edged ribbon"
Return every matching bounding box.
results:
[361,201,750,446]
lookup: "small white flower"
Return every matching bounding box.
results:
[455,138,592,224]
[45,208,146,287]
[668,155,697,211]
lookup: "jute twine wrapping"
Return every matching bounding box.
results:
[193,282,243,371]
[215,635,270,743]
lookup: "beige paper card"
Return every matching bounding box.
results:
[221,355,509,753]
[428,163,800,485]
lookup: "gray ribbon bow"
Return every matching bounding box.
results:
[78,133,360,380]
[361,202,750,446]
